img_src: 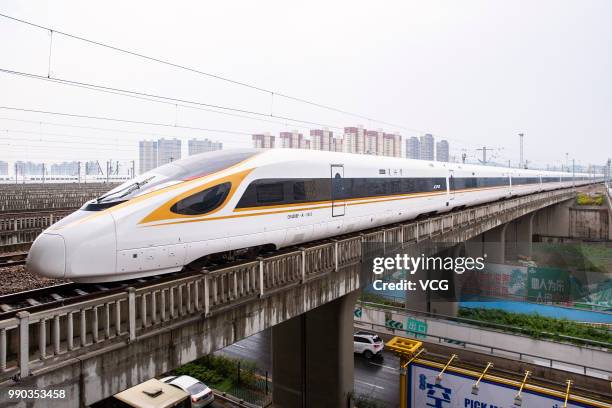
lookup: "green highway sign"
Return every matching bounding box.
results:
[406,317,428,339]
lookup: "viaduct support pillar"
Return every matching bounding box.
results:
[481,223,508,264]
[272,290,359,408]
[515,213,535,259]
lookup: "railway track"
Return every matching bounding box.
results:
[0,239,330,321]
[0,251,28,267]
[0,269,201,320]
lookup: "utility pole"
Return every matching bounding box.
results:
[131,160,135,179]
[77,161,81,184]
[42,163,45,184]
[518,133,524,168]
[461,153,467,164]
[476,146,495,165]
[106,160,110,184]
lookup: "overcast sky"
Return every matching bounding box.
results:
[0,0,610,170]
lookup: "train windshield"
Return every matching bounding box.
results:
[83,149,258,211]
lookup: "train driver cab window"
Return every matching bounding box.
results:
[170,182,231,215]
[256,182,284,203]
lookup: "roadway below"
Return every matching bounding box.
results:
[215,329,400,407]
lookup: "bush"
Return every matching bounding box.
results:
[576,193,604,206]
[459,307,612,345]
[172,354,258,391]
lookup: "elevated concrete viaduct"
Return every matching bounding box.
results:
[0,187,601,408]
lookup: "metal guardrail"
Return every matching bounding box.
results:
[0,187,576,383]
[354,320,612,379]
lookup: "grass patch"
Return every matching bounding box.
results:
[576,193,604,206]
[459,307,612,345]
[359,291,404,308]
[172,354,257,391]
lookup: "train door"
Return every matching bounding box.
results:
[447,169,456,202]
[331,164,345,217]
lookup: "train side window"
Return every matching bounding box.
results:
[256,183,284,203]
[170,182,231,215]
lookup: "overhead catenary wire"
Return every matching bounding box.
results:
[0,68,343,132]
[0,116,229,140]
[0,127,251,146]
[0,105,255,136]
[0,11,470,142]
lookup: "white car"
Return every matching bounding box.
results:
[353,331,384,358]
[160,375,214,407]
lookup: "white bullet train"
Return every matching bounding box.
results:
[27,148,601,282]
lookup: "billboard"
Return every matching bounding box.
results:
[408,361,607,408]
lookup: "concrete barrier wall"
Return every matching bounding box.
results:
[356,305,611,374]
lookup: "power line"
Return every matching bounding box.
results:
[0,116,232,140]
[0,68,343,131]
[0,105,255,135]
[0,12,476,143]
[0,126,250,145]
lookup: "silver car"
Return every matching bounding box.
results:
[160,375,215,407]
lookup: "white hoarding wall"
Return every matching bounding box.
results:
[409,362,603,408]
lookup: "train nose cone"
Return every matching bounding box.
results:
[27,233,66,279]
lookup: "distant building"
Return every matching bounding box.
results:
[188,138,222,155]
[331,137,343,152]
[158,138,181,166]
[50,161,79,176]
[343,126,366,154]
[406,137,420,159]
[139,140,158,174]
[383,132,402,157]
[0,161,7,176]
[365,129,383,155]
[310,128,333,151]
[436,140,449,162]
[85,161,103,176]
[419,134,434,161]
[252,133,275,149]
[15,161,44,176]
[279,130,306,149]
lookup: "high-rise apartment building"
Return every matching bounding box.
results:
[331,137,343,152]
[252,133,275,149]
[50,161,79,176]
[420,134,435,161]
[382,132,402,157]
[436,140,449,162]
[0,161,8,176]
[158,138,181,166]
[188,138,222,155]
[365,129,383,155]
[310,128,333,151]
[406,137,420,159]
[343,126,366,154]
[14,161,44,176]
[139,140,158,174]
[279,130,306,149]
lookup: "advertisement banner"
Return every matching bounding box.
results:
[409,362,599,408]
